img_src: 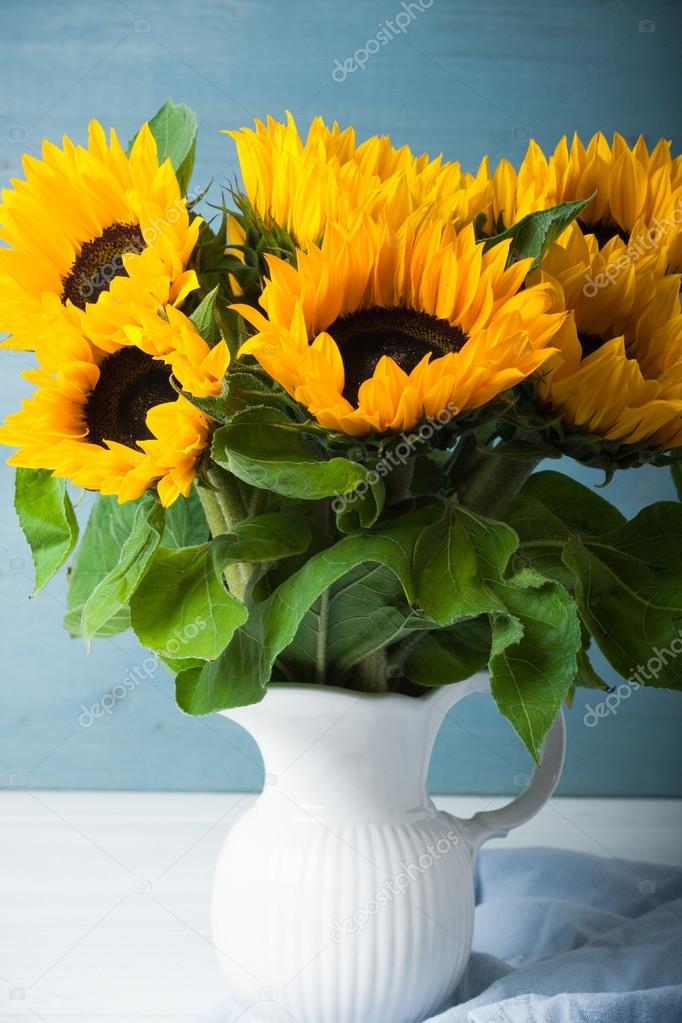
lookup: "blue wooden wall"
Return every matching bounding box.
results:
[1,0,680,795]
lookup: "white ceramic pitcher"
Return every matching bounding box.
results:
[212,674,565,1023]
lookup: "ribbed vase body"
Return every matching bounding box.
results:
[212,685,474,1023]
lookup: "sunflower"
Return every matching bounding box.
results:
[233,213,566,436]
[530,223,682,450]
[478,133,682,271]
[473,141,554,234]
[226,113,488,249]
[0,307,230,506]
[0,120,200,351]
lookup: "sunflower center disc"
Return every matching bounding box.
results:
[580,218,629,249]
[62,222,146,309]
[85,347,176,449]
[328,306,469,405]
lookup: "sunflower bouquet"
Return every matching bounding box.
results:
[2,100,682,762]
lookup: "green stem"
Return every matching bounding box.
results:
[208,464,248,524]
[354,649,389,693]
[200,468,252,602]
[249,486,268,517]
[197,486,227,539]
[386,457,415,505]
[315,588,330,686]
[387,630,425,680]
[459,450,541,519]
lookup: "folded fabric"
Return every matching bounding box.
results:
[199,846,682,1023]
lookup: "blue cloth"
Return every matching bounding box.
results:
[200,848,682,1022]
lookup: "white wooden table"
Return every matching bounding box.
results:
[1,793,680,1022]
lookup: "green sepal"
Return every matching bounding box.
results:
[190,286,222,346]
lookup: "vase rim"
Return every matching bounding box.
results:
[217,674,488,726]
[265,681,447,705]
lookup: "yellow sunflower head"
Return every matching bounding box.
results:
[530,222,682,450]
[0,306,230,506]
[233,213,566,436]
[226,113,488,250]
[547,132,682,270]
[474,140,555,234]
[476,133,682,272]
[0,120,201,351]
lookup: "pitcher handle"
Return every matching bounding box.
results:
[453,676,566,852]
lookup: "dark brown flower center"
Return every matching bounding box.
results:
[62,222,146,309]
[580,218,629,249]
[85,347,176,449]
[328,306,468,405]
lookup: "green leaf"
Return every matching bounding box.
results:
[483,194,595,269]
[63,605,131,638]
[162,488,210,548]
[175,504,441,714]
[506,476,682,693]
[488,568,581,762]
[130,544,247,660]
[79,497,165,645]
[505,471,626,586]
[211,512,311,564]
[412,500,580,758]
[66,495,139,635]
[334,477,386,532]
[324,564,427,673]
[14,469,78,594]
[190,287,221,346]
[574,646,610,691]
[509,471,626,539]
[404,618,491,686]
[283,562,433,683]
[414,505,517,623]
[131,512,309,662]
[143,98,197,195]
[212,407,368,500]
[562,503,682,690]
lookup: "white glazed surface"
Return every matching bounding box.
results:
[212,677,565,1023]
